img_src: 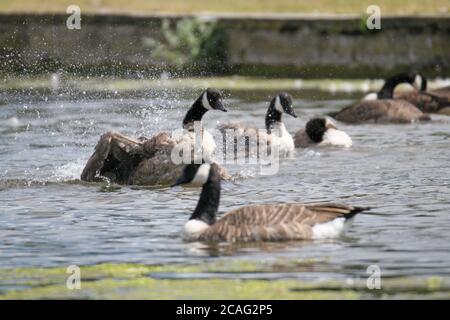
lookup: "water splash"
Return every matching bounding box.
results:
[51,159,85,182]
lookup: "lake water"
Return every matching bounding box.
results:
[1,86,450,283]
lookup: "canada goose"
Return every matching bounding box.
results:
[393,74,450,114]
[172,163,370,242]
[329,73,430,124]
[80,88,229,185]
[218,92,297,156]
[294,117,352,148]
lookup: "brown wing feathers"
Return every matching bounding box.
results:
[196,203,368,242]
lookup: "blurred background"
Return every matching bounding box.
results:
[0,0,449,81]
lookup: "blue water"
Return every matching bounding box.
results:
[1,88,450,282]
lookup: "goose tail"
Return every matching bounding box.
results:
[326,111,338,119]
[345,206,371,220]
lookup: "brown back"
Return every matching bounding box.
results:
[335,99,427,124]
[197,203,359,242]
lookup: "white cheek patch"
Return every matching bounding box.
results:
[362,92,378,101]
[202,92,213,110]
[191,163,211,185]
[414,75,423,91]
[274,96,284,113]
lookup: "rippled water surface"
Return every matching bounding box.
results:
[1,88,450,281]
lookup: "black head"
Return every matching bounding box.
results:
[305,118,336,143]
[410,72,427,92]
[378,72,427,99]
[172,162,221,224]
[266,92,297,133]
[183,89,227,128]
[171,163,215,187]
[272,92,297,118]
[201,88,227,112]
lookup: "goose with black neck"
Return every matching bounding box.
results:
[183,88,226,130]
[392,73,450,114]
[80,88,229,185]
[328,73,430,124]
[172,163,370,242]
[218,92,297,157]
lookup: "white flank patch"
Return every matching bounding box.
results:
[413,74,423,91]
[362,92,378,101]
[202,91,213,110]
[320,128,352,147]
[312,217,349,239]
[274,95,284,113]
[182,219,210,239]
[191,163,211,185]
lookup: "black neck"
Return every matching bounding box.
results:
[378,74,413,99]
[189,166,220,225]
[420,76,428,91]
[265,102,282,133]
[183,97,208,129]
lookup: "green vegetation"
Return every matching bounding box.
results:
[1,260,449,299]
[143,18,227,73]
[0,0,448,15]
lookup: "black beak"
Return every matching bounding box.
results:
[286,108,297,118]
[171,175,189,188]
[215,101,227,112]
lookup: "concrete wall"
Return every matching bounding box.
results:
[0,13,449,78]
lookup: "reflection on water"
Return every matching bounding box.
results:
[1,88,450,282]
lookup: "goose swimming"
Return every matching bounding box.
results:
[172,163,370,242]
[80,88,229,185]
[218,92,297,157]
[392,73,450,114]
[329,73,430,124]
[294,117,352,148]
